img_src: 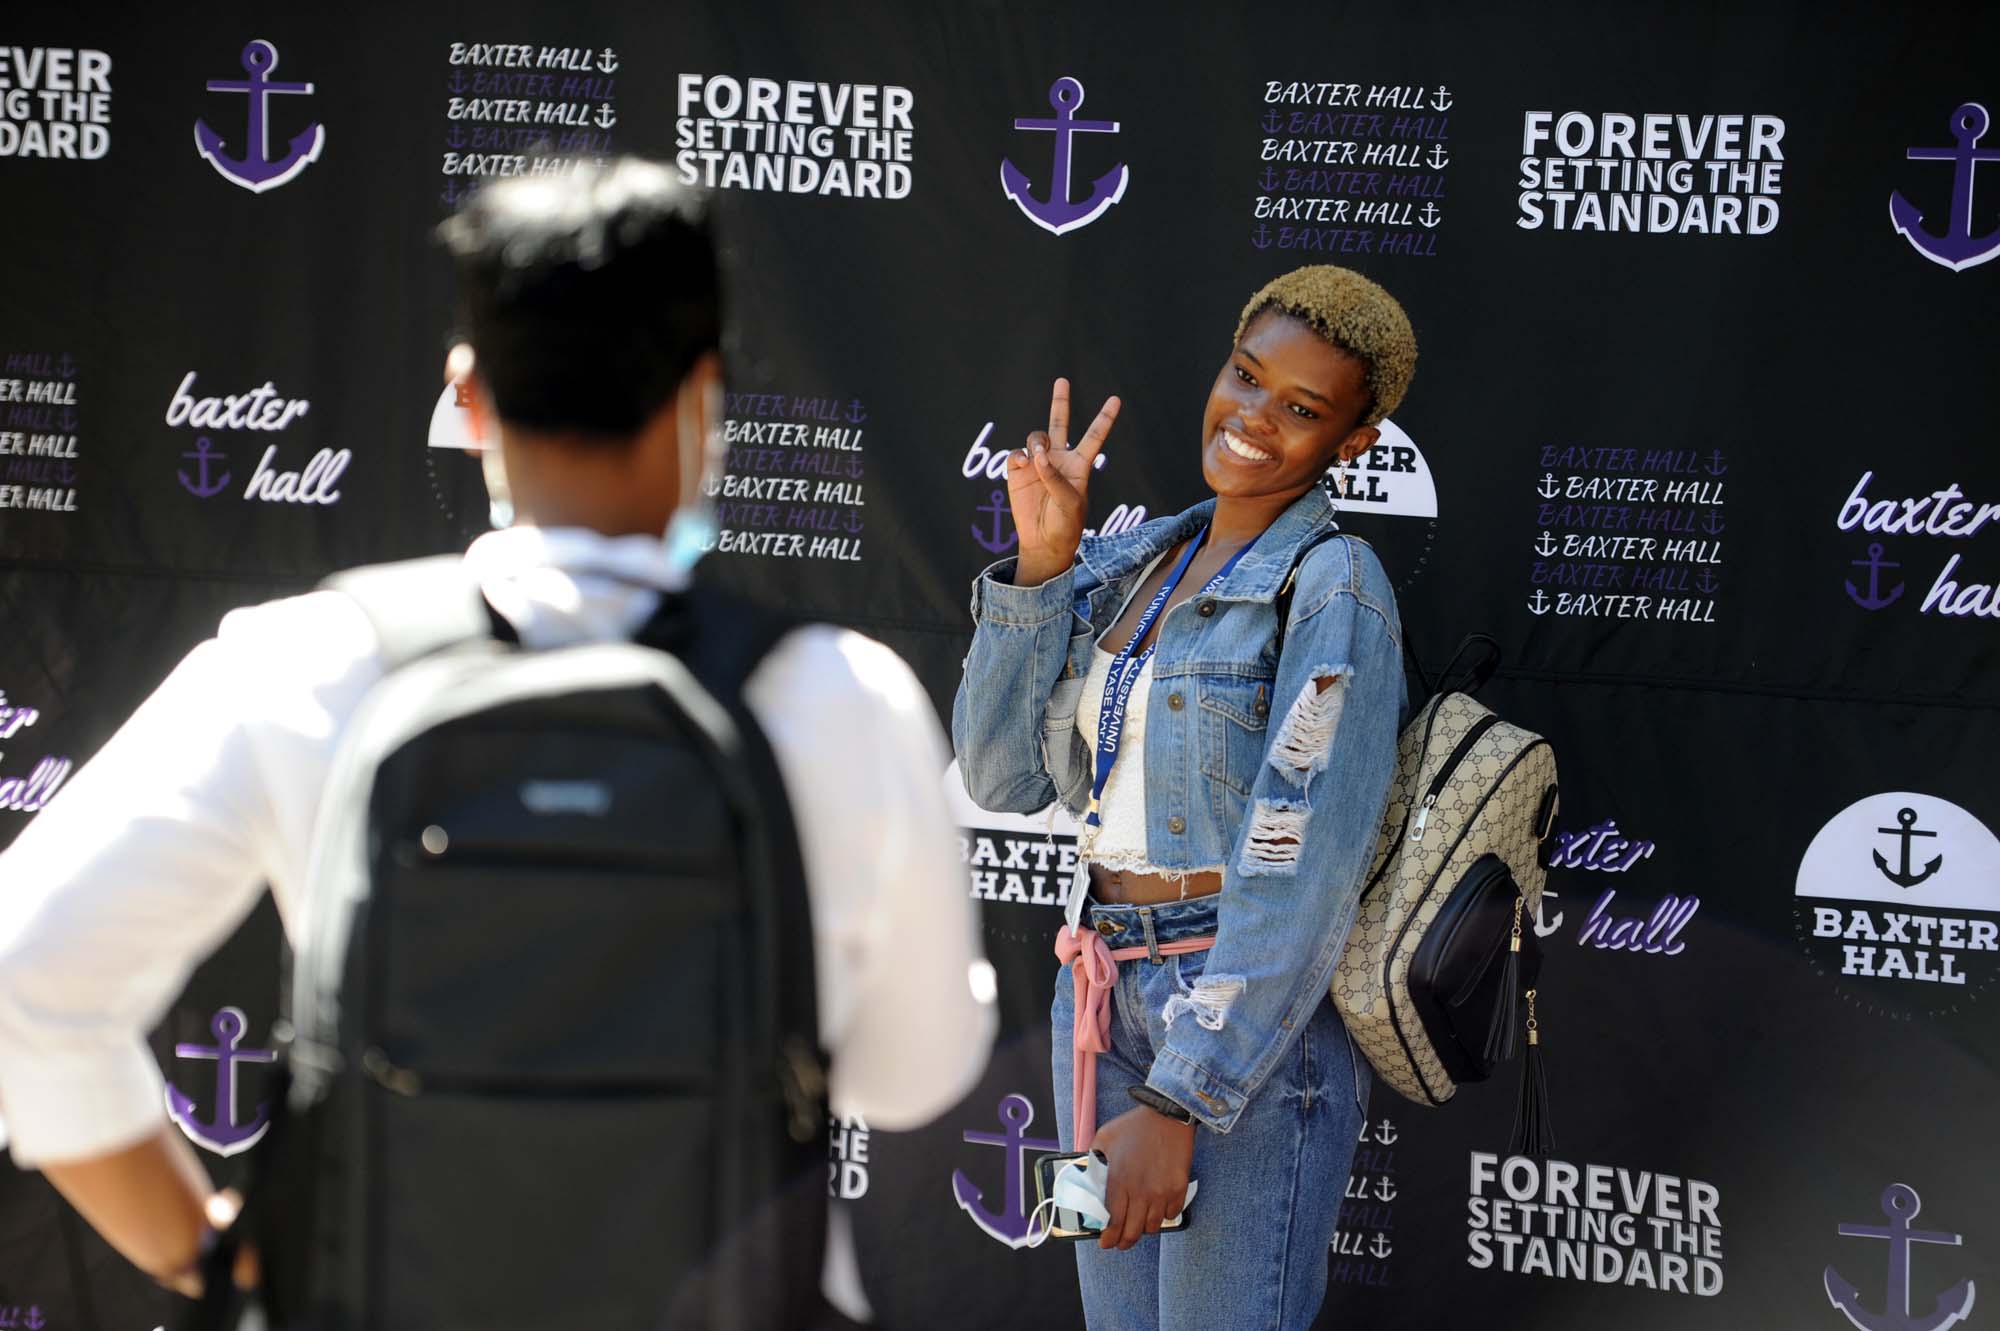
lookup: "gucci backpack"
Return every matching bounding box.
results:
[1277,533,1561,1155]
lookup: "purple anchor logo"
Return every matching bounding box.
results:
[178,436,231,498]
[195,39,326,193]
[1824,1184,1975,1331]
[951,1093,1060,1248]
[1890,102,2000,271]
[164,1006,277,1156]
[971,489,1017,554]
[1001,77,1130,236]
[1846,543,1906,610]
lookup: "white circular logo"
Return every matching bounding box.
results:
[1792,792,2000,1018]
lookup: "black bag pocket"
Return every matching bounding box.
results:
[1407,854,1538,1085]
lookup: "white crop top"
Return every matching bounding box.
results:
[1073,548,1173,875]
[1076,650,1159,873]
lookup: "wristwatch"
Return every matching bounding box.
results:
[1128,1083,1198,1125]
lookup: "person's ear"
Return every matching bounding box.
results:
[683,351,723,446]
[1334,424,1381,466]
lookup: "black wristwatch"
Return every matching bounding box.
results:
[1128,1083,1198,1125]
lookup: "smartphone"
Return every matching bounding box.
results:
[1030,1151,1195,1242]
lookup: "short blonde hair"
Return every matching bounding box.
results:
[1234,266,1417,425]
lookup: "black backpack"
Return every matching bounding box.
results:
[226,559,832,1330]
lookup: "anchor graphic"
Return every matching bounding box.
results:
[1371,1232,1395,1259]
[446,123,467,150]
[56,353,75,380]
[1537,472,1560,498]
[440,180,471,209]
[1890,103,2000,272]
[842,509,864,534]
[1431,85,1454,112]
[1374,1176,1398,1202]
[1259,163,1279,192]
[597,47,619,74]
[1252,221,1273,250]
[21,1308,42,1331]
[1846,543,1906,611]
[1873,807,1943,889]
[846,399,868,424]
[1427,143,1450,169]
[164,1006,277,1156]
[1694,567,1721,596]
[1528,589,1550,616]
[1706,449,1729,476]
[972,489,1017,554]
[1534,887,1565,937]
[1373,1119,1399,1146]
[1824,1183,1975,1331]
[1534,531,1557,557]
[1263,108,1283,134]
[178,436,232,498]
[1419,202,1442,228]
[448,68,469,95]
[1002,77,1130,236]
[57,407,76,432]
[594,103,618,129]
[951,1094,1060,1248]
[195,39,326,193]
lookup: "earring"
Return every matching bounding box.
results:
[1325,458,1351,511]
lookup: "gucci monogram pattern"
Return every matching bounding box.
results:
[1332,692,1559,1106]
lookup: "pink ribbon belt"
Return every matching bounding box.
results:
[1053,925,1216,1150]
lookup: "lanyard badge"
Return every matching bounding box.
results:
[1066,526,1255,932]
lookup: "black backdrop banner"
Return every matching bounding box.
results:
[2,3,1997,1328]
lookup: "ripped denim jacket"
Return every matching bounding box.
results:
[951,490,1405,1131]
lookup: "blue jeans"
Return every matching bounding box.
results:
[1051,896,1368,1331]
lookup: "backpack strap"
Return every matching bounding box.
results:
[1271,529,1433,698]
[634,584,833,1324]
[319,555,503,670]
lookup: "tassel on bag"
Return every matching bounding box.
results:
[1482,895,1525,1066]
[1508,989,1555,1158]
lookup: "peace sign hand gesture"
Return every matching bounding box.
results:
[1008,378,1121,586]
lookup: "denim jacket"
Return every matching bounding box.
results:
[951,489,1404,1131]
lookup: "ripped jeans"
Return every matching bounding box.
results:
[1052,896,1368,1331]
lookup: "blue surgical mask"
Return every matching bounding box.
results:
[661,378,724,581]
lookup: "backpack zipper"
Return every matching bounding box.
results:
[1409,715,1501,843]
[1358,694,1452,902]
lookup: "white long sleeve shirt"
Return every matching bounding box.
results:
[0,525,996,1170]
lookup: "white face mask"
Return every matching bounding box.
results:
[660,374,725,579]
[481,443,515,531]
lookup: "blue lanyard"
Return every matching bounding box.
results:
[1086,527,1254,827]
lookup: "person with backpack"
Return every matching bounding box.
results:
[0,158,994,1327]
[953,266,1416,1331]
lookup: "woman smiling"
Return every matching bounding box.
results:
[953,266,1417,1330]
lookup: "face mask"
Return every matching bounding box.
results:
[479,420,515,530]
[660,375,724,580]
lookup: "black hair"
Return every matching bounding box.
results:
[438,157,721,437]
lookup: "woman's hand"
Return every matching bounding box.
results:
[1090,1104,1195,1250]
[1008,377,1120,586]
